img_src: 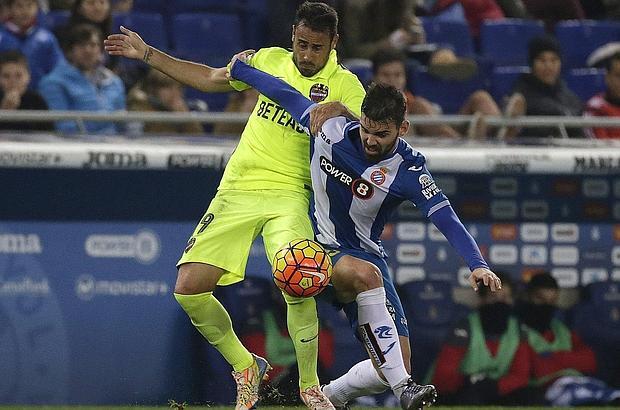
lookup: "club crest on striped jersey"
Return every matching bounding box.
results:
[370,169,386,185]
[309,83,329,102]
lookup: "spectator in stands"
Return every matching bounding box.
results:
[38,23,125,134]
[342,0,479,80]
[494,0,528,18]
[371,48,501,138]
[57,0,111,44]
[0,0,63,88]
[127,67,204,135]
[585,52,620,139]
[517,272,620,406]
[427,0,504,39]
[111,0,131,13]
[0,0,10,22]
[521,0,584,31]
[509,36,584,138]
[0,49,51,131]
[213,88,259,136]
[429,272,534,405]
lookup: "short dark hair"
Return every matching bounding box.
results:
[61,23,101,52]
[0,50,28,70]
[361,82,406,126]
[528,35,561,66]
[294,1,338,39]
[605,52,620,71]
[526,271,558,294]
[371,48,406,75]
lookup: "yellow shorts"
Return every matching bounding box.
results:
[177,189,313,286]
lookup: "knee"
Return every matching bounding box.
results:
[174,262,220,294]
[470,90,494,106]
[352,266,383,293]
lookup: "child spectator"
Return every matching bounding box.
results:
[0,49,51,131]
[38,23,125,134]
[127,68,204,135]
[0,0,63,88]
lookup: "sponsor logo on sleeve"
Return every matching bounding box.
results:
[396,244,426,264]
[396,222,426,241]
[551,223,579,242]
[521,245,548,265]
[489,245,518,265]
[581,268,609,285]
[84,230,160,264]
[419,174,441,200]
[550,268,579,287]
[490,177,518,196]
[521,223,549,242]
[551,246,579,265]
[583,178,610,198]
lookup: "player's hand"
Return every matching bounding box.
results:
[468,267,501,292]
[226,49,255,80]
[309,101,349,135]
[104,26,148,61]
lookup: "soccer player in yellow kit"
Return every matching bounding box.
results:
[104,2,365,409]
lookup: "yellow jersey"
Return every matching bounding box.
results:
[221,47,365,193]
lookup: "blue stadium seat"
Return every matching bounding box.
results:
[564,68,606,101]
[344,59,373,86]
[172,13,243,65]
[572,282,620,385]
[400,281,462,380]
[491,66,529,102]
[556,20,620,69]
[42,10,69,31]
[480,19,545,67]
[409,66,487,114]
[113,12,168,51]
[171,0,241,13]
[422,18,475,57]
[132,0,166,13]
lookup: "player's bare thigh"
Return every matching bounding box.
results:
[331,254,384,304]
[175,262,225,294]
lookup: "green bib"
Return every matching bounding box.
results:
[459,312,521,380]
[263,310,297,367]
[523,319,581,385]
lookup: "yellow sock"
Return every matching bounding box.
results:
[284,292,320,389]
[174,292,253,372]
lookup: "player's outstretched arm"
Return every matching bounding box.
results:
[429,205,501,292]
[104,26,232,93]
[229,56,316,130]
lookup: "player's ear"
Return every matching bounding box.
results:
[291,24,296,43]
[330,33,339,50]
[399,119,410,137]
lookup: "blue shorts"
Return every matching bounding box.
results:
[321,247,409,338]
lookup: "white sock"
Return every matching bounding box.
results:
[323,359,389,406]
[356,287,410,397]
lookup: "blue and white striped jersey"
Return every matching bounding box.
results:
[310,117,450,257]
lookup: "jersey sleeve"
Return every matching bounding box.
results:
[228,48,267,91]
[402,157,449,217]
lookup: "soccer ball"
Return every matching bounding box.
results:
[272,238,332,297]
